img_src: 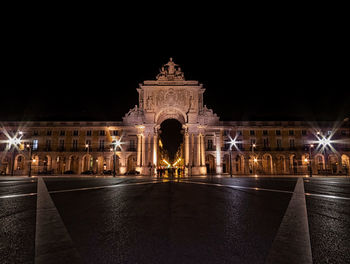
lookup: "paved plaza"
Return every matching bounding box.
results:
[1,175,350,264]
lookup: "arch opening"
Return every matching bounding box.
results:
[159,119,184,163]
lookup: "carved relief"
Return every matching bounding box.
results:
[146,95,154,110]
[165,89,176,106]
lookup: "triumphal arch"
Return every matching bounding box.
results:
[123,58,220,175]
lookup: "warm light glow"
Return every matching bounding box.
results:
[227,134,242,151]
[111,136,124,151]
[0,127,24,151]
[254,158,258,163]
[304,158,309,163]
[162,159,171,168]
[172,158,182,167]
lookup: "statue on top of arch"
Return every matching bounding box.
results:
[156,58,185,81]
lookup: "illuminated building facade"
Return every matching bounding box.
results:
[1,58,349,176]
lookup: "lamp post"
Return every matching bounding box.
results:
[110,146,116,177]
[252,143,257,175]
[85,143,90,171]
[111,138,123,177]
[226,135,240,178]
[309,144,314,177]
[26,143,32,177]
[3,131,23,176]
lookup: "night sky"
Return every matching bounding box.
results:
[2,10,349,123]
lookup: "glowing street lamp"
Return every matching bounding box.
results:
[226,134,241,178]
[0,129,24,176]
[111,137,124,177]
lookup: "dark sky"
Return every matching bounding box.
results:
[2,9,349,122]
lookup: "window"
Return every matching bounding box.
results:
[86,130,92,136]
[289,130,294,136]
[237,130,242,136]
[207,139,213,150]
[45,140,51,150]
[72,139,78,150]
[129,139,136,150]
[113,130,119,136]
[33,139,38,150]
[59,139,65,150]
[276,130,281,136]
[263,130,268,136]
[60,130,65,136]
[73,130,79,136]
[47,130,52,136]
[277,139,282,149]
[263,138,269,148]
[250,130,255,136]
[99,140,105,150]
[99,130,106,136]
[302,130,307,136]
[289,139,295,149]
[33,130,39,136]
[251,139,256,150]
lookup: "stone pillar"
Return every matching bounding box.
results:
[141,134,147,173]
[196,134,201,167]
[189,133,194,175]
[201,134,205,166]
[147,135,151,166]
[184,133,189,176]
[119,150,127,175]
[216,133,223,174]
[137,134,142,169]
[153,133,158,166]
[191,133,207,175]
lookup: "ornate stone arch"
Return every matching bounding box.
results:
[155,107,187,125]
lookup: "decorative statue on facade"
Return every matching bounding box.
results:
[156,58,185,81]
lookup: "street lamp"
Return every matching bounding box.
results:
[226,134,241,178]
[26,143,32,177]
[111,138,124,177]
[309,144,314,177]
[252,143,257,175]
[1,130,24,176]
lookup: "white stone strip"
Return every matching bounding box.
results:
[178,180,350,200]
[179,180,294,194]
[48,180,163,194]
[265,177,313,264]
[35,177,82,264]
[0,180,162,199]
[0,192,37,199]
